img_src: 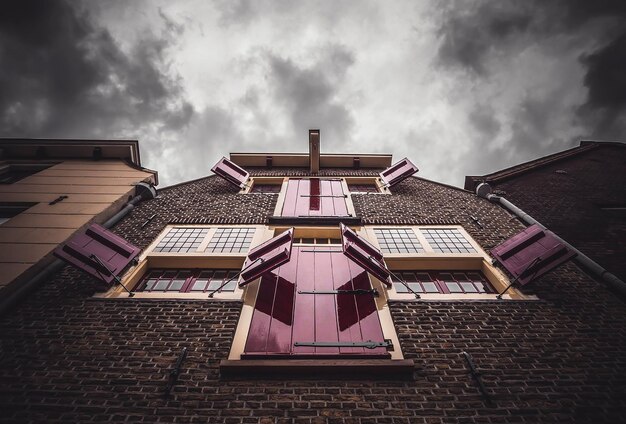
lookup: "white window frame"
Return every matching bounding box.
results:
[362,225,534,301]
[95,224,272,300]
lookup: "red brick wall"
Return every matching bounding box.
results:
[487,145,626,282]
[1,171,625,423]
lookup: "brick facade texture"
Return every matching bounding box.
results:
[1,169,625,423]
[480,144,626,282]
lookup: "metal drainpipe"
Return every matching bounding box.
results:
[476,183,626,299]
[0,182,158,315]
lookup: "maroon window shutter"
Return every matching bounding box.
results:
[379,157,418,187]
[53,223,141,285]
[239,228,294,286]
[281,179,349,217]
[340,223,392,287]
[243,246,389,358]
[211,156,249,189]
[491,224,576,285]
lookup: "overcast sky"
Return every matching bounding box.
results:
[1,1,625,187]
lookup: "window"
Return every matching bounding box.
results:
[139,269,239,293]
[205,227,255,253]
[348,183,379,193]
[153,227,209,253]
[152,227,256,254]
[97,225,264,300]
[251,184,281,193]
[0,162,54,184]
[392,271,493,294]
[0,203,35,225]
[366,225,526,300]
[420,228,476,253]
[293,237,341,245]
[374,228,423,253]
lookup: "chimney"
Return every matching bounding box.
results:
[309,129,320,174]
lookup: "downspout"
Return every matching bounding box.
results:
[0,182,157,315]
[476,183,626,299]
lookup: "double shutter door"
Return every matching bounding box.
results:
[243,247,389,358]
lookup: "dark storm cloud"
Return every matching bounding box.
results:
[436,0,626,175]
[267,46,355,148]
[0,0,193,139]
[437,2,533,75]
[578,32,626,139]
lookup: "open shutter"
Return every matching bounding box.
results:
[239,228,294,287]
[340,223,392,287]
[244,246,389,358]
[53,224,141,285]
[379,157,418,187]
[491,224,576,285]
[211,156,249,189]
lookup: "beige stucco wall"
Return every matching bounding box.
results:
[0,160,155,289]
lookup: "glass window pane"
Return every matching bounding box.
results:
[446,282,462,293]
[144,279,158,290]
[408,283,424,293]
[153,280,169,290]
[460,282,478,293]
[169,279,185,291]
[394,283,409,293]
[204,228,255,253]
[423,282,439,293]
[221,280,237,291]
[191,280,207,291]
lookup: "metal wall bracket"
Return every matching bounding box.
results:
[297,289,379,296]
[294,339,393,350]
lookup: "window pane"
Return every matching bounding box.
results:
[191,280,207,291]
[460,282,478,293]
[374,228,423,254]
[138,269,239,294]
[394,282,409,293]
[408,283,424,293]
[251,184,281,193]
[169,279,186,291]
[205,228,255,253]
[153,280,169,290]
[154,228,209,253]
[423,282,439,293]
[446,282,462,293]
[144,279,158,290]
[420,228,476,253]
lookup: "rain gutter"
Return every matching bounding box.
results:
[476,183,626,299]
[0,182,158,315]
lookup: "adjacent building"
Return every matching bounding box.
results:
[465,141,626,283]
[0,139,157,305]
[0,133,624,423]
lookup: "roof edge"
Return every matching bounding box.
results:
[464,140,625,190]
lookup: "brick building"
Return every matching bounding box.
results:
[0,132,625,423]
[465,141,626,283]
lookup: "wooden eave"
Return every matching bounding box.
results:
[230,153,392,169]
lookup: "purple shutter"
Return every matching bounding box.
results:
[239,228,294,286]
[281,179,349,217]
[491,224,577,285]
[243,246,389,358]
[379,157,418,187]
[340,223,392,287]
[53,223,141,285]
[211,157,249,188]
